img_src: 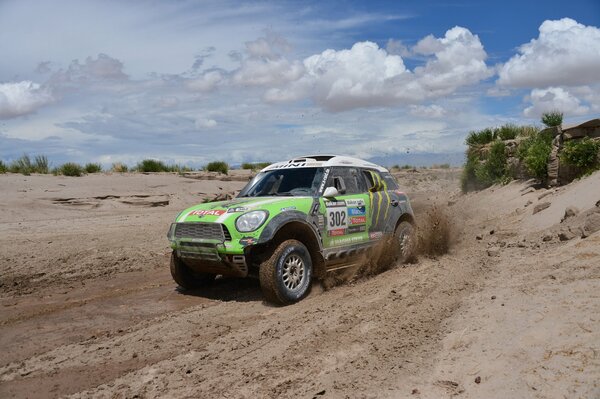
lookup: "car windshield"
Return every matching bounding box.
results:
[238,167,324,197]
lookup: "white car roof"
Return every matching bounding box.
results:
[262,154,388,173]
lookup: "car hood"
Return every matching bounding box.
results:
[175,196,312,224]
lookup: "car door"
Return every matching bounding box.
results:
[363,169,396,240]
[319,167,370,249]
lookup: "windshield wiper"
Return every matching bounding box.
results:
[272,192,294,196]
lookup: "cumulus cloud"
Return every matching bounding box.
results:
[498,18,600,88]
[264,26,491,112]
[523,87,589,117]
[232,36,304,87]
[0,81,54,119]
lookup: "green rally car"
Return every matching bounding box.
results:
[167,155,415,304]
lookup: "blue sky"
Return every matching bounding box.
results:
[1,0,599,167]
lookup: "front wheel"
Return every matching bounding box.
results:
[170,252,216,290]
[259,239,313,305]
[395,221,416,263]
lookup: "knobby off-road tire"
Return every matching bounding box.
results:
[395,221,416,264]
[259,239,313,305]
[170,252,216,290]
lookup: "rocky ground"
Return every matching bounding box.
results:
[0,168,598,398]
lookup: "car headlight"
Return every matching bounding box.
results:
[235,210,268,232]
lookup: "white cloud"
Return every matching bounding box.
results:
[232,36,304,87]
[187,70,224,92]
[523,87,589,117]
[195,117,217,129]
[498,18,600,88]
[50,54,128,86]
[409,104,447,118]
[264,26,491,112]
[0,81,54,119]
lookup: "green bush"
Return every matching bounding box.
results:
[541,111,563,127]
[465,128,494,146]
[517,125,539,138]
[9,155,33,175]
[0,160,6,173]
[517,130,553,179]
[496,124,519,141]
[84,163,103,173]
[137,159,169,172]
[8,154,51,174]
[205,161,229,175]
[59,163,83,177]
[561,138,600,175]
[461,141,508,192]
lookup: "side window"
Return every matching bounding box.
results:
[363,170,385,192]
[327,167,364,195]
[381,172,399,190]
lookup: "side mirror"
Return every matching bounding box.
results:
[323,186,339,198]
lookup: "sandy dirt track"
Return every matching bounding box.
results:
[0,169,598,398]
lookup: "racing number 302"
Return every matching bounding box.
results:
[329,210,346,228]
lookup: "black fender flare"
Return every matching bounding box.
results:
[258,210,323,251]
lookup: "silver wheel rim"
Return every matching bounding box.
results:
[282,254,306,291]
[399,231,412,258]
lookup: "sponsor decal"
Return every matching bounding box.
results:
[347,225,366,234]
[350,216,366,225]
[348,207,366,216]
[328,228,346,236]
[331,235,364,245]
[345,198,365,207]
[369,231,383,240]
[280,206,297,211]
[190,209,226,217]
[227,207,248,213]
[239,237,257,246]
[319,168,331,193]
[324,200,346,208]
[271,162,307,169]
[310,202,320,216]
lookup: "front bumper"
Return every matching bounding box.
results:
[168,222,248,277]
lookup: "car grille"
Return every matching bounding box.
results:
[174,222,227,241]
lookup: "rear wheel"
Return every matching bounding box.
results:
[259,239,313,305]
[394,221,416,263]
[170,252,216,290]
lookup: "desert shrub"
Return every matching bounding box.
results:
[205,161,229,175]
[33,155,49,174]
[9,155,33,175]
[461,141,508,192]
[137,159,169,172]
[465,128,494,146]
[59,162,83,177]
[561,137,600,175]
[517,125,539,138]
[111,162,129,173]
[519,130,553,179]
[432,163,450,169]
[541,111,563,127]
[0,160,6,173]
[84,163,103,173]
[241,162,270,170]
[166,164,193,173]
[496,124,519,141]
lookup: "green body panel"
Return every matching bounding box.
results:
[320,193,370,248]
